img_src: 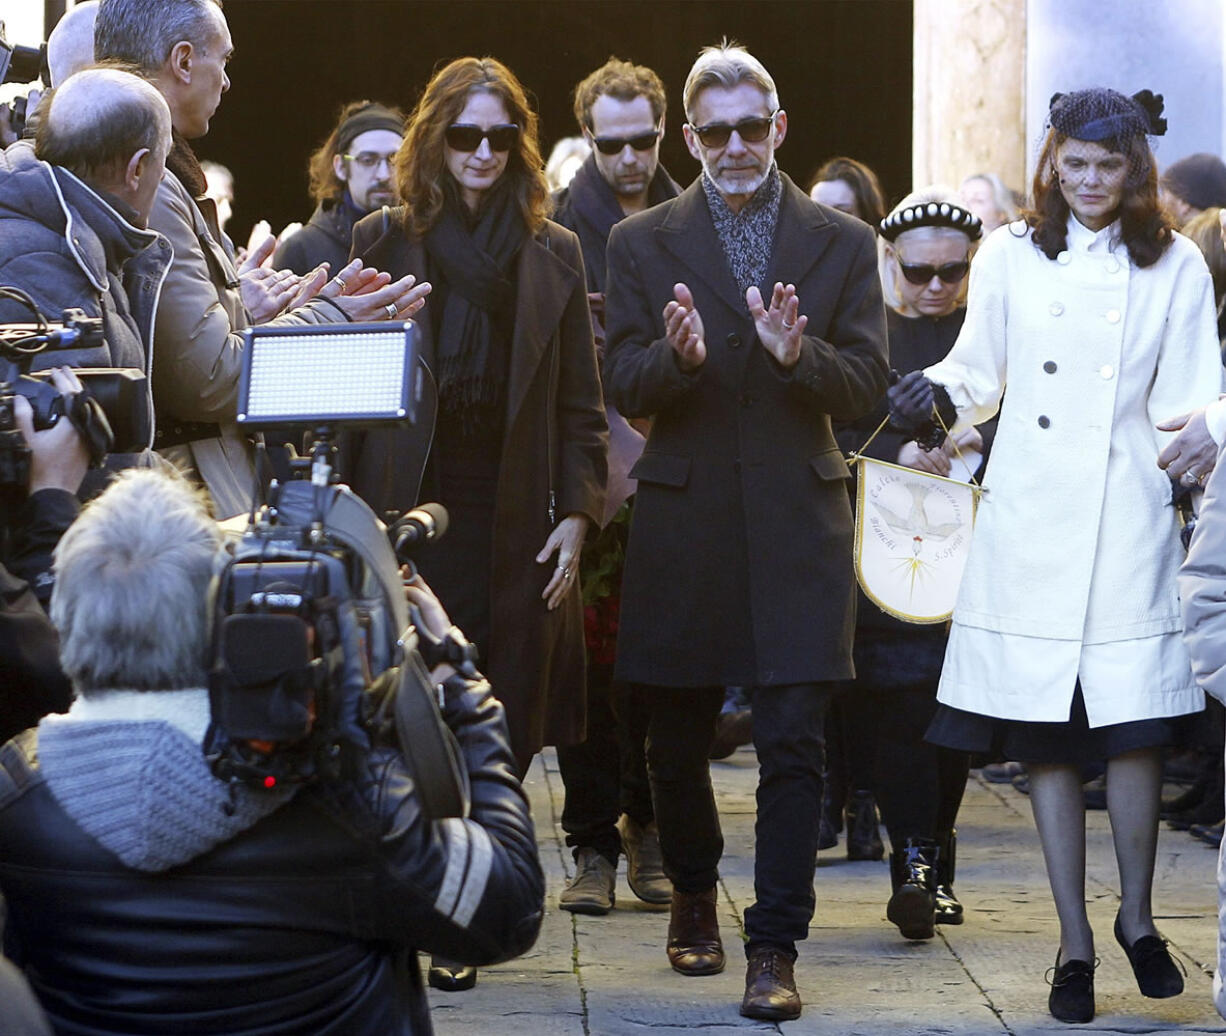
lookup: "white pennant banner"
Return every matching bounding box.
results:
[853,456,981,624]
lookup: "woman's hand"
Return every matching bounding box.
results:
[898,439,951,476]
[887,370,936,427]
[944,426,983,455]
[318,259,432,322]
[536,513,591,610]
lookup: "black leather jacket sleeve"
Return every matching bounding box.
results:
[360,672,544,965]
[6,489,79,610]
[0,490,76,742]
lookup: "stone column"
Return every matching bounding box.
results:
[913,0,1027,196]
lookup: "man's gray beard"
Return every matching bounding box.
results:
[707,162,766,200]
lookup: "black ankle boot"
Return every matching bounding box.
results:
[845,790,884,861]
[886,838,937,940]
[934,828,963,925]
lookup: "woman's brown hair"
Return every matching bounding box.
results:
[395,56,550,237]
[807,156,886,227]
[1026,129,1172,268]
[1183,206,1226,308]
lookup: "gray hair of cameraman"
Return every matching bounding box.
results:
[51,469,222,695]
[94,0,222,74]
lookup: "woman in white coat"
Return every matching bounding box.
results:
[890,88,1222,1024]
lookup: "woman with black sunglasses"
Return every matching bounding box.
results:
[348,56,608,991]
[890,90,1222,1024]
[834,186,988,942]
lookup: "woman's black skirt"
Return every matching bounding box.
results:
[925,683,1199,766]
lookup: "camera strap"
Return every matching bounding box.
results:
[391,650,469,819]
[65,390,112,466]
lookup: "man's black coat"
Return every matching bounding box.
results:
[603,174,888,688]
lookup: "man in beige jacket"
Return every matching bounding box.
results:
[94,0,429,517]
[1178,448,1226,1021]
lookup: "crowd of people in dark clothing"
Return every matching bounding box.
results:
[4,1,1226,1033]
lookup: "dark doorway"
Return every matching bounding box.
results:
[207,0,912,245]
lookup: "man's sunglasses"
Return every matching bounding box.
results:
[444,123,520,152]
[689,111,779,149]
[898,260,970,285]
[590,129,661,155]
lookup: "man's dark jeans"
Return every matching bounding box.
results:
[627,681,833,957]
[744,682,833,957]
[557,668,653,864]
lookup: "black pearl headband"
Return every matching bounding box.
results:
[879,202,983,243]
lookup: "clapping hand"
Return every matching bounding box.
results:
[318,259,432,322]
[663,283,706,371]
[746,282,806,368]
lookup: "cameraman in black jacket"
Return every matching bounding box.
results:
[0,367,89,743]
[0,468,543,1035]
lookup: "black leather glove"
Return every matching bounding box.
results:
[887,369,956,451]
[887,370,935,426]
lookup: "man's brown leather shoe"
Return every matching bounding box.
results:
[666,887,724,975]
[740,946,801,1020]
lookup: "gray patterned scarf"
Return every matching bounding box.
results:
[701,164,782,303]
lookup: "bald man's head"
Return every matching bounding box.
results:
[48,1,101,87]
[36,68,171,224]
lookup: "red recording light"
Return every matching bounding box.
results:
[263,776,277,789]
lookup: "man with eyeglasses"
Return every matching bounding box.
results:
[604,41,887,1021]
[274,100,405,276]
[549,56,680,921]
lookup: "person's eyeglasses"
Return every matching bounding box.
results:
[689,111,779,149]
[343,151,397,170]
[897,260,970,285]
[444,123,520,152]
[590,129,661,155]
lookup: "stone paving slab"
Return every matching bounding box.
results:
[430,746,1226,1035]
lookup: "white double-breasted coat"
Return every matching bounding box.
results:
[926,216,1221,726]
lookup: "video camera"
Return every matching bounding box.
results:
[205,321,471,818]
[0,286,152,492]
[0,20,48,140]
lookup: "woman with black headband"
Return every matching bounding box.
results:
[836,186,989,941]
[347,56,608,992]
[890,89,1220,1023]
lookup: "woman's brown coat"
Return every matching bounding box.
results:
[349,210,608,761]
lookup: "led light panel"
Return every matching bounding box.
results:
[237,321,419,427]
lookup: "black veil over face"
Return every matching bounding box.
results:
[1043,88,1166,185]
[1029,87,1173,267]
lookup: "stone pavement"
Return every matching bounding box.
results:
[429,747,1226,1035]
